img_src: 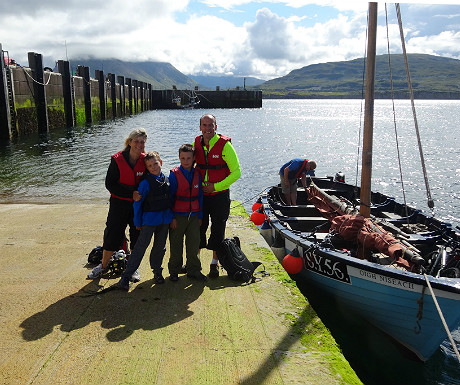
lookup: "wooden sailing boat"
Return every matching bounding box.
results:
[256,2,460,362]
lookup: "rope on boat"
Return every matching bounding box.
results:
[395,4,435,211]
[230,187,272,210]
[384,4,410,221]
[423,273,460,363]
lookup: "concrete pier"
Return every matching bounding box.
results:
[0,202,361,385]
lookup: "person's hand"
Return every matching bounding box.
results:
[170,218,178,230]
[199,219,202,227]
[203,182,215,194]
[136,226,142,230]
[133,191,142,201]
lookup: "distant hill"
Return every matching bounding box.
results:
[188,75,265,90]
[256,54,460,99]
[69,58,198,90]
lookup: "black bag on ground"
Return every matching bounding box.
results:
[216,237,263,283]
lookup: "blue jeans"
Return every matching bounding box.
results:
[122,223,169,281]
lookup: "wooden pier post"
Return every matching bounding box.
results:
[95,70,106,121]
[148,83,152,110]
[133,80,138,114]
[57,60,75,127]
[28,52,49,133]
[0,44,12,139]
[109,73,116,118]
[126,78,133,115]
[139,81,144,112]
[117,75,125,116]
[77,65,92,124]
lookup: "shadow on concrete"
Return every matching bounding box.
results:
[239,305,318,385]
[19,276,206,342]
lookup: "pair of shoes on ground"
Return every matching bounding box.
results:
[154,270,165,284]
[88,264,141,281]
[187,272,208,281]
[169,271,207,282]
[169,273,179,282]
[117,277,130,291]
[130,269,141,283]
[117,269,141,291]
[208,263,220,279]
[87,263,108,279]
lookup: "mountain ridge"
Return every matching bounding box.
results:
[255,54,460,99]
[69,54,460,99]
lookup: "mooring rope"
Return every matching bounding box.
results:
[423,273,460,363]
[230,186,272,209]
[385,4,410,221]
[395,4,434,211]
[17,63,52,87]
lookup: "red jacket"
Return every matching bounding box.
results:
[171,166,200,213]
[194,134,230,195]
[110,151,145,201]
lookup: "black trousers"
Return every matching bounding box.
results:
[103,197,140,251]
[200,190,230,251]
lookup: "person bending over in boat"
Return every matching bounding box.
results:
[279,159,316,205]
[194,113,241,278]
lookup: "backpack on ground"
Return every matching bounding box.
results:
[216,237,265,283]
[87,235,130,265]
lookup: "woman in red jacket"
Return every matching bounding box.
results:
[88,128,147,279]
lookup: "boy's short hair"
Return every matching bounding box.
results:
[145,151,161,162]
[179,143,194,155]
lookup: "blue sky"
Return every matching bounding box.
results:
[1,0,459,79]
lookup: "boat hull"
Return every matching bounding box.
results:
[260,178,460,361]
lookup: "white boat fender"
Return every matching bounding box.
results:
[259,220,273,245]
[270,235,286,261]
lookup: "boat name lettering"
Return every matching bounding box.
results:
[359,270,415,289]
[303,250,350,284]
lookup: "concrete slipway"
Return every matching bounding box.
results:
[0,202,362,385]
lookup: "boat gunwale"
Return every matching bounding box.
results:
[261,188,460,296]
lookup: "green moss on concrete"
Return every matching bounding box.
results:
[75,107,86,125]
[230,200,362,385]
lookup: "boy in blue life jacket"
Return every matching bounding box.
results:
[279,158,317,205]
[117,151,173,290]
[168,144,206,281]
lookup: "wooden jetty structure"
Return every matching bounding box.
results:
[0,46,262,140]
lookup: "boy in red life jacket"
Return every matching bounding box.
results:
[167,144,206,281]
[279,158,317,205]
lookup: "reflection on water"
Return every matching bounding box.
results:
[1,100,458,228]
[1,100,459,383]
[296,279,460,385]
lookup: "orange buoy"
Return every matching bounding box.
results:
[252,202,262,212]
[250,211,265,225]
[282,249,303,274]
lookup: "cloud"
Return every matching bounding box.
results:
[0,1,459,80]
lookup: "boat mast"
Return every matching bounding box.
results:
[360,2,378,218]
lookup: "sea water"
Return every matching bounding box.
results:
[1,99,459,384]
